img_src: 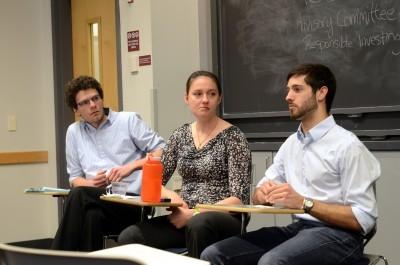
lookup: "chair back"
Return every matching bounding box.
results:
[363,224,377,247]
[0,243,144,265]
[360,182,389,265]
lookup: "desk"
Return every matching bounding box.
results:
[196,204,304,235]
[100,195,182,221]
[24,190,69,197]
[25,189,70,212]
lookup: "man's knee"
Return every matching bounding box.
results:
[258,252,288,265]
[200,244,226,265]
[85,207,104,221]
[67,186,102,205]
[118,225,145,245]
[68,186,86,198]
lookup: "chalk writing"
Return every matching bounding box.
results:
[358,31,400,48]
[295,0,400,55]
[218,0,400,115]
[304,0,336,6]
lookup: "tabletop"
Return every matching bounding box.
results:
[24,190,70,197]
[196,204,304,214]
[100,195,183,207]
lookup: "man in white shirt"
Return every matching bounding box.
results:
[51,76,165,251]
[201,64,380,265]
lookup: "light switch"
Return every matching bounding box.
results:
[128,56,139,73]
[7,115,17,131]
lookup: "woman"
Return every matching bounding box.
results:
[118,71,251,258]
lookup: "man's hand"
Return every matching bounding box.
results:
[264,182,303,209]
[252,180,277,205]
[107,164,135,182]
[90,170,108,187]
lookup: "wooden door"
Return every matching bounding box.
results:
[71,0,119,111]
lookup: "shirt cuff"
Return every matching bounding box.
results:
[352,206,376,234]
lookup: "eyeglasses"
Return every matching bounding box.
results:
[77,94,101,107]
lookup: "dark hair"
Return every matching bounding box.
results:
[286,64,336,113]
[65,76,104,110]
[185,70,222,95]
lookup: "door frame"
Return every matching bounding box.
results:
[51,0,122,219]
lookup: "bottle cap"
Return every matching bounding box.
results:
[148,155,161,161]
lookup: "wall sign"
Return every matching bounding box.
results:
[127,30,139,52]
[139,55,151,66]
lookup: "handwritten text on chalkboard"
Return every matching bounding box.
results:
[299,0,399,54]
[218,0,400,115]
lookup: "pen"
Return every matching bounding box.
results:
[106,183,112,194]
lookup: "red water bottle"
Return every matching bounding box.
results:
[141,156,163,202]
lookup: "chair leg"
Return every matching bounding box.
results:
[363,254,389,265]
[102,235,118,249]
[378,255,388,265]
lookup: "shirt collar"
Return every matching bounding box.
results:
[82,108,114,130]
[296,115,336,144]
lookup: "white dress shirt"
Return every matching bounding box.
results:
[257,115,380,233]
[66,109,165,194]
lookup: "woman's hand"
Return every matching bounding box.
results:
[167,207,194,229]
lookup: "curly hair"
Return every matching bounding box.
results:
[65,76,104,110]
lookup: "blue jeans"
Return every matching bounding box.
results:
[201,219,364,265]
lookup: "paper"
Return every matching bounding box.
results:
[91,244,209,265]
[102,193,141,200]
[24,187,70,193]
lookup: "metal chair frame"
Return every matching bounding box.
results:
[362,225,388,265]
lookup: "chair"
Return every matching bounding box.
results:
[0,243,144,265]
[359,183,389,265]
[359,225,388,265]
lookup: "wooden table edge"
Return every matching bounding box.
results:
[24,191,69,197]
[196,204,304,214]
[100,195,183,207]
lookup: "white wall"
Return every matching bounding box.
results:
[119,0,155,124]
[0,0,58,242]
[118,0,212,139]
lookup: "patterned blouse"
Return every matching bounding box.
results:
[161,123,251,208]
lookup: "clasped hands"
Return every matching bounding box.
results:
[91,164,134,187]
[253,180,304,209]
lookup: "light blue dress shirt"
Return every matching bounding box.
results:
[66,109,165,194]
[257,115,380,233]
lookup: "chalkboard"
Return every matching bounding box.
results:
[213,0,400,150]
[217,0,400,117]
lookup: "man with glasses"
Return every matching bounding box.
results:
[51,76,165,251]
